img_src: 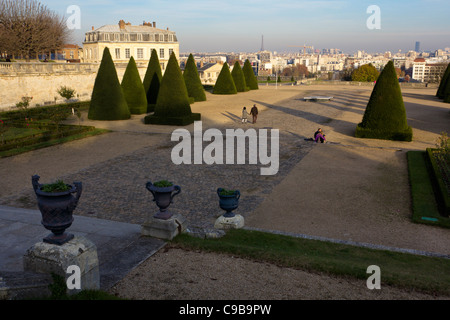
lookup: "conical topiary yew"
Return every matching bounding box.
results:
[213,62,237,94]
[231,61,249,92]
[183,53,206,102]
[143,49,163,112]
[355,60,412,141]
[436,63,450,99]
[144,53,201,126]
[243,59,259,90]
[88,47,130,120]
[121,56,147,114]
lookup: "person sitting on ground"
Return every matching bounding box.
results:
[314,128,326,143]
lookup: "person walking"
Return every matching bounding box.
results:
[250,104,259,124]
[241,107,248,124]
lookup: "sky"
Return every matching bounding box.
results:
[41,0,450,54]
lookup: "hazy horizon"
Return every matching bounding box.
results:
[42,0,450,54]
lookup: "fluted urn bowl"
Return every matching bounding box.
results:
[217,188,240,218]
[32,175,82,245]
[146,181,181,220]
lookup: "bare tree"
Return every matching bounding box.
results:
[0,0,70,61]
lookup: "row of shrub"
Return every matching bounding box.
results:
[0,101,90,121]
[213,60,258,94]
[0,124,96,152]
[88,48,203,126]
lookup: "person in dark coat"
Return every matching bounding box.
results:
[250,104,259,124]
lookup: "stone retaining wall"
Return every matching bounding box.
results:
[0,62,147,110]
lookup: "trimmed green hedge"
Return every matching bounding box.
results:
[426,148,450,217]
[213,63,237,95]
[183,53,207,102]
[143,49,163,112]
[0,124,96,152]
[355,126,413,142]
[0,101,90,121]
[88,47,130,121]
[356,61,412,141]
[144,113,201,126]
[436,63,450,99]
[231,61,249,92]
[243,59,259,90]
[121,56,147,114]
[145,53,200,126]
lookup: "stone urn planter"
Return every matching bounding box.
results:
[146,180,181,220]
[32,175,82,245]
[217,188,240,218]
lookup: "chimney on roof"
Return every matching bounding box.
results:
[153,21,156,28]
[119,20,126,30]
[91,26,94,30]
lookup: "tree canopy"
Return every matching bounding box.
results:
[0,0,69,60]
[281,64,309,78]
[351,63,379,82]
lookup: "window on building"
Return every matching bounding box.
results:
[137,48,144,59]
[115,48,121,59]
[130,34,137,41]
[125,48,131,59]
[70,51,74,59]
[160,48,164,59]
[161,63,165,71]
[143,34,150,41]
[169,49,173,57]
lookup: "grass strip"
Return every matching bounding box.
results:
[171,229,450,296]
[0,128,110,158]
[407,151,450,228]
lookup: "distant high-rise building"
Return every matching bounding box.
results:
[415,41,421,52]
[261,35,264,52]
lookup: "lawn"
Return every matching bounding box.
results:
[0,102,110,158]
[407,151,450,228]
[171,228,450,296]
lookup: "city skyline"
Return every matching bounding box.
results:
[43,0,450,54]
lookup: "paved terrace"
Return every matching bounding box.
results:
[1,84,449,269]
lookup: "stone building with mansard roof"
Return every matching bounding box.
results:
[82,20,179,72]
